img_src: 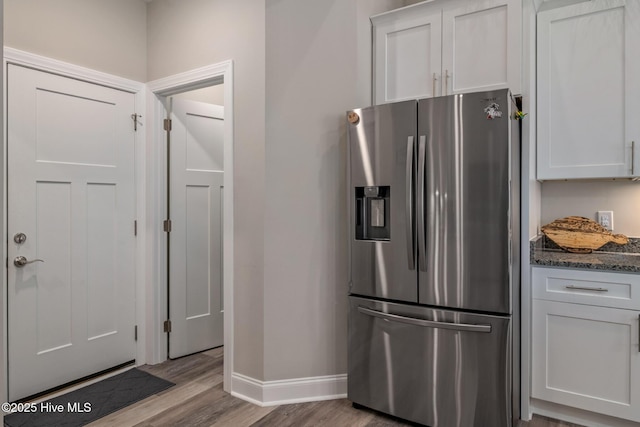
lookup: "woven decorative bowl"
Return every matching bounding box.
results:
[540,216,628,254]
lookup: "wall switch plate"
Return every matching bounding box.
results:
[597,211,614,231]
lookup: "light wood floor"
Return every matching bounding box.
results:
[86,348,583,427]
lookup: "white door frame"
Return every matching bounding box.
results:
[146,61,234,392]
[2,47,148,399]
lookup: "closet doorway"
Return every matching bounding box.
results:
[148,62,234,392]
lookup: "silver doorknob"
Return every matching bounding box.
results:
[14,256,44,267]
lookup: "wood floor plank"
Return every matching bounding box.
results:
[138,382,276,427]
[138,382,243,426]
[207,400,276,427]
[86,381,210,426]
[140,352,222,385]
[202,346,224,359]
[251,399,409,427]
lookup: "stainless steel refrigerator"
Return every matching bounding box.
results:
[347,89,520,427]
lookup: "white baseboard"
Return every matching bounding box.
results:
[231,372,347,407]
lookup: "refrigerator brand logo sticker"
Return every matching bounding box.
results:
[484,103,503,120]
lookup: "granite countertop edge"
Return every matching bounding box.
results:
[530,235,640,273]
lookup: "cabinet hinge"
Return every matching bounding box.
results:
[163,320,172,333]
[134,325,138,341]
[163,118,172,132]
[163,219,172,232]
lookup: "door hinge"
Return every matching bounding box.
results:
[134,220,138,236]
[163,219,172,232]
[163,320,172,333]
[134,325,138,341]
[131,113,143,132]
[163,118,172,132]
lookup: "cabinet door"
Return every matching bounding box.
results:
[537,0,640,179]
[372,4,442,104]
[442,0,521,96]
[532,300,640,422]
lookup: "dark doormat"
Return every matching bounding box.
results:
[4,368,174,427]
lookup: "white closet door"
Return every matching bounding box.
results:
[169,98,224,358]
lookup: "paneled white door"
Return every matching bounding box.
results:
[168,98,224,358]
[7,65,137,401]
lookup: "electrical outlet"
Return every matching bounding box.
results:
[597,211,614,231]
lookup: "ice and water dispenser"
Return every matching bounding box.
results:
[354,186,390,241]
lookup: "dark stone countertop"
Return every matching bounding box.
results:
[530,235,640,273]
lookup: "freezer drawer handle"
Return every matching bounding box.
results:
[564,285,609,292]
[358,306,492,333]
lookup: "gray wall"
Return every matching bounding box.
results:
[4,0,147,81]
[264,0,354,380]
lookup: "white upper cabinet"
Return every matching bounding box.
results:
[372,0,522,104]
[373,6,442,103]
[537,0,640,180]
[441,0,521,96]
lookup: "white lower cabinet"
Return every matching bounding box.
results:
[532,267,640,422]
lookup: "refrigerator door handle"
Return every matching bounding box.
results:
[405,136,415,270]
[417,135,427,271]
[358,306,492,333]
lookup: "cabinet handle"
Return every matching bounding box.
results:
[632,141,636,176]
[565,285,608,292]
[432,73,437,97]
[444,70,450,96]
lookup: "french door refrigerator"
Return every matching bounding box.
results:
[347,89,520,427]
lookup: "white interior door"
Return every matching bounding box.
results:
[168,98,224,359]
[7,65,137,401]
